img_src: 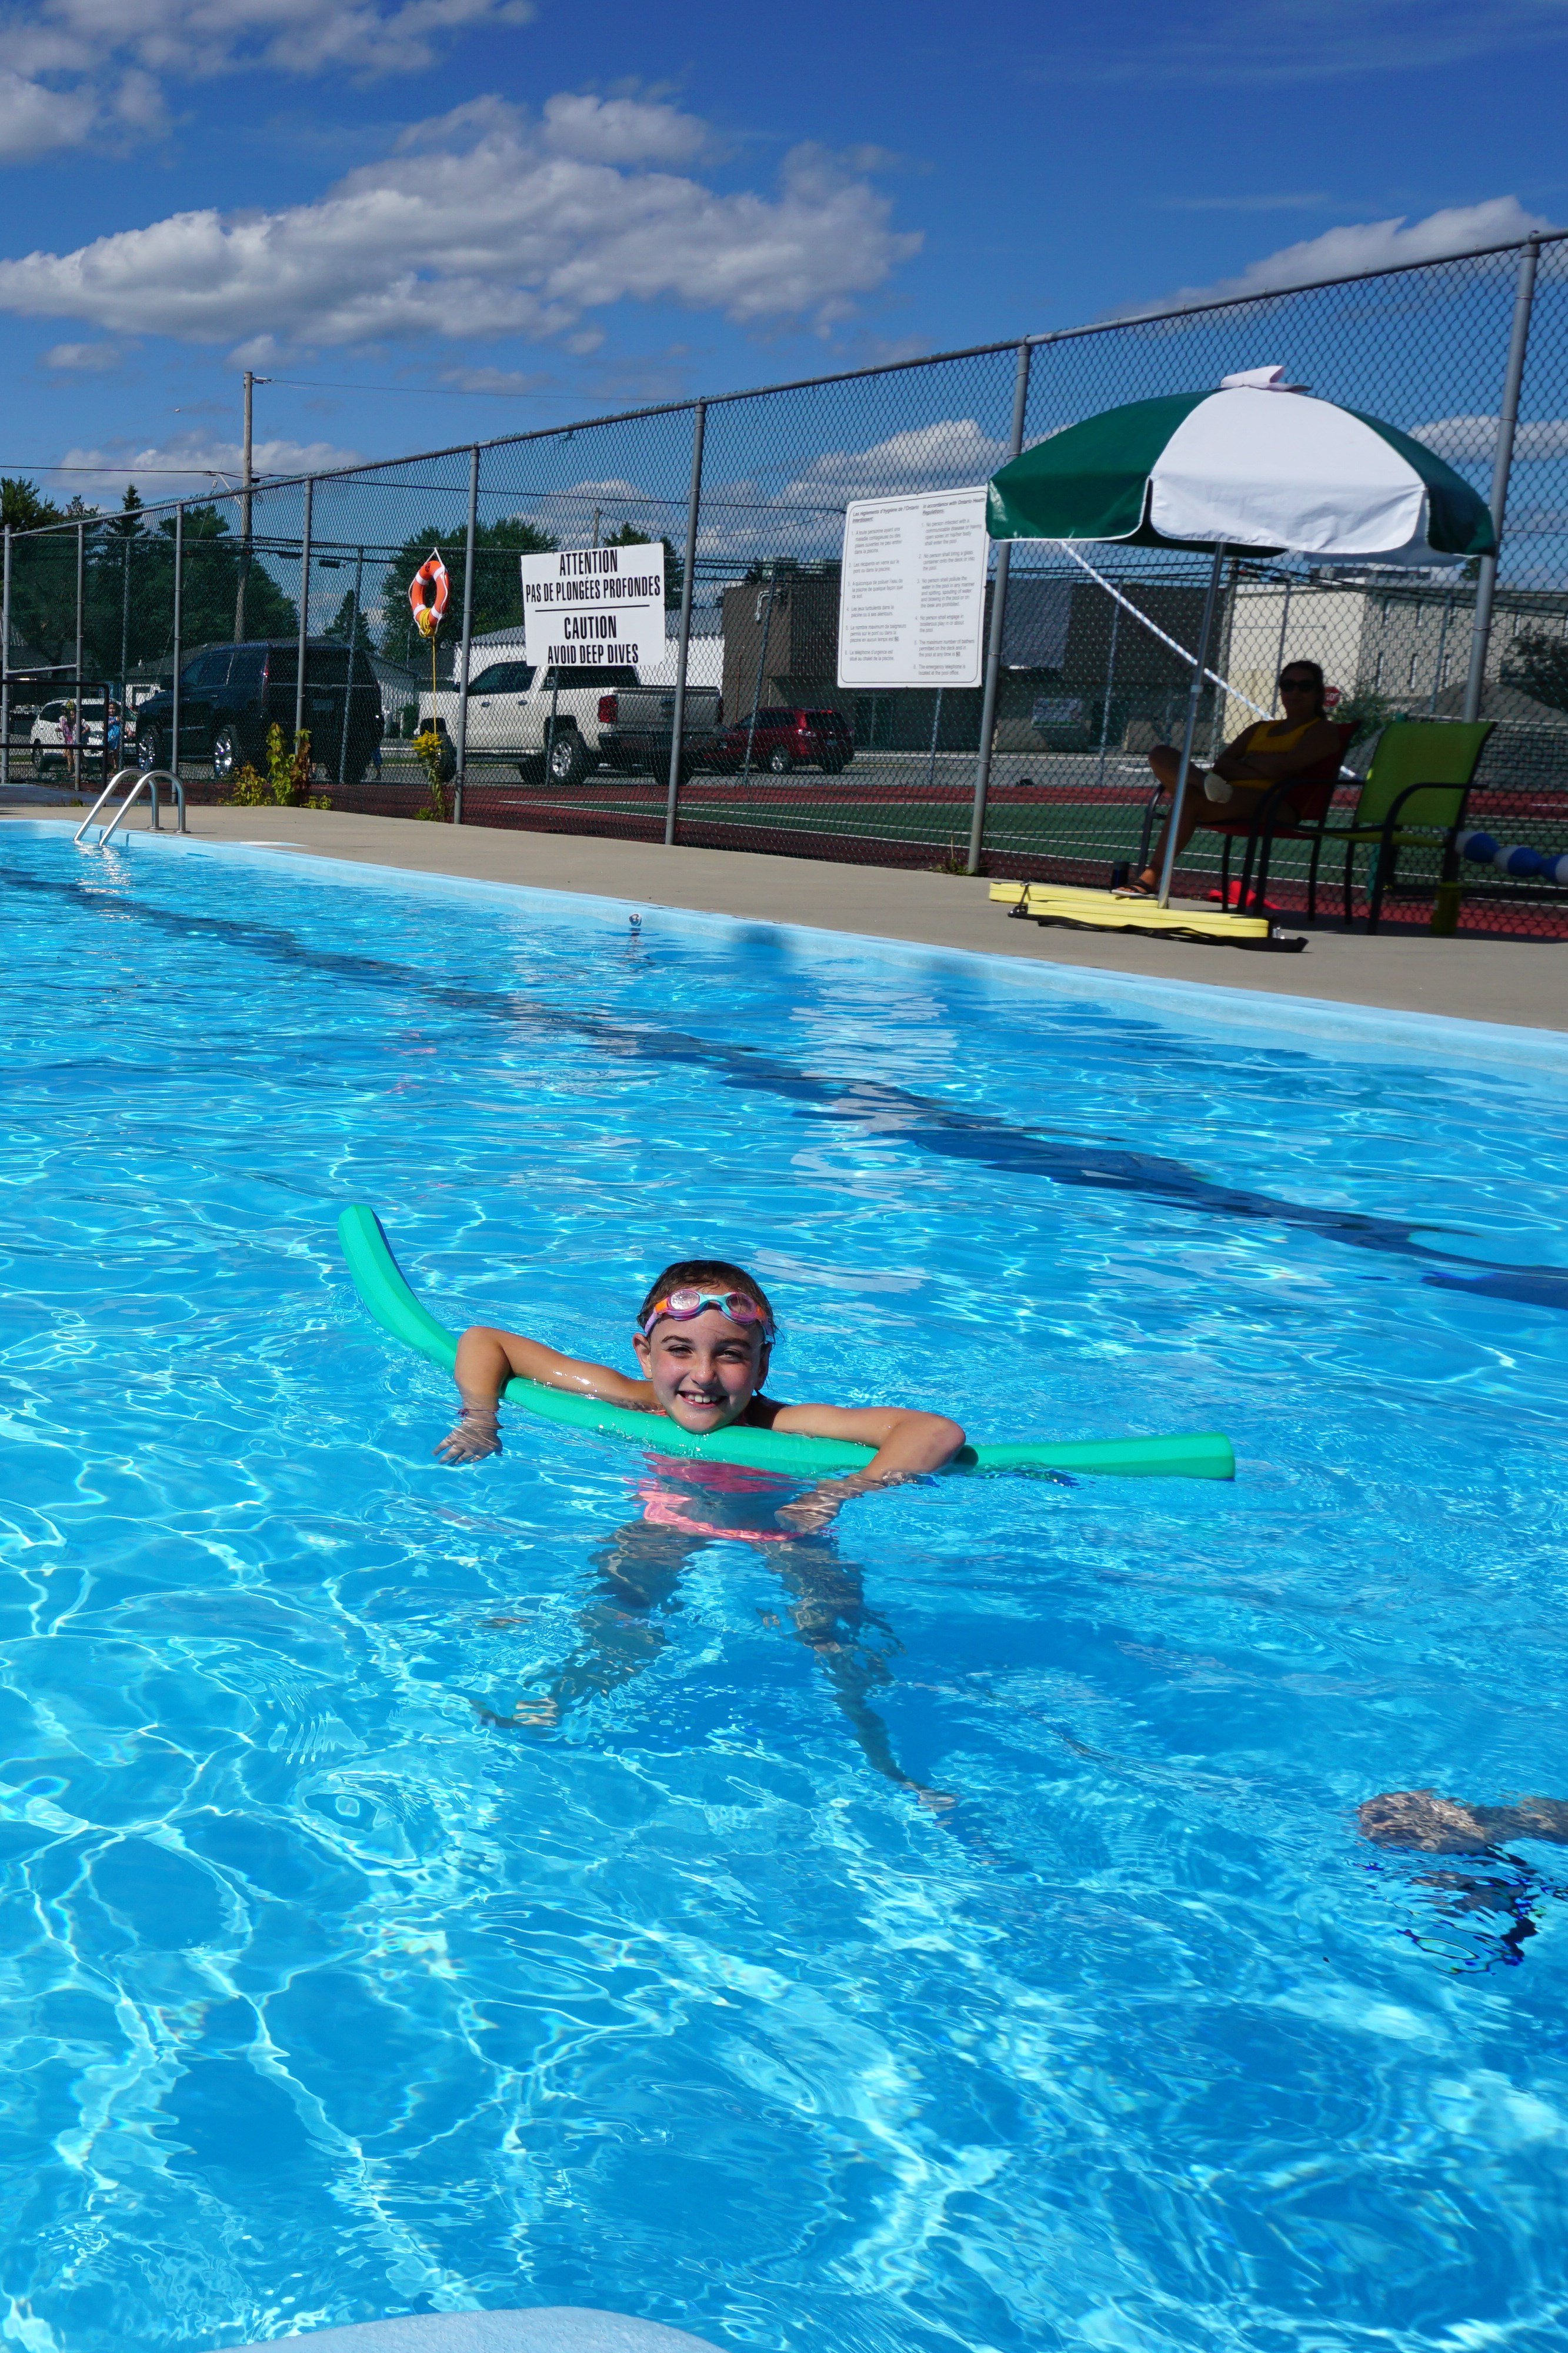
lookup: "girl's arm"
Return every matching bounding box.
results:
[437,1324,654,1462]
[762,1402,966,1531]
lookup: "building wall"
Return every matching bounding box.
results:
[1224,578,1568,736]
[720,576,841,717]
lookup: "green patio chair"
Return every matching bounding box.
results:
[1305,718,1494,932]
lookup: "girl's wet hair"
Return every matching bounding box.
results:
[637,1259,775,1332]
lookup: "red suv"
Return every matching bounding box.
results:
[715,706,853,775]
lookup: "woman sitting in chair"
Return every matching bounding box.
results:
[1117,660,1345,899]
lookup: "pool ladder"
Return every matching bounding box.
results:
[74,768,187,847]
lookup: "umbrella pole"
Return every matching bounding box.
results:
[1156,542,1226,909]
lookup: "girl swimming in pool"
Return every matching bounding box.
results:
[438,1255,965,1531]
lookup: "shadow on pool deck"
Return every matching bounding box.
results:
[8,799,1565,1034]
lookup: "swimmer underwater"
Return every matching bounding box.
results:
[437,1257,965,1530]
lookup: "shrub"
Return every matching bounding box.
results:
[226,724,328,808]
[412,726,453,821]
[1330,688,1398,745]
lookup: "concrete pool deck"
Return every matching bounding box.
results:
[11,797,1567,1032]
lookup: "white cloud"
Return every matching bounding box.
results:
[438,364,548,394]
[539,92,710,167]
[786,418,1009,504]
[0,98,917,347]
[1129,198,1555,315]
[44,339,120,369]
[0,65,95,159]
[0,0,534,159]
[54,428,366,502]
[1416,415,1568,463]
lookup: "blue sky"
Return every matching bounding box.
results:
[0,0,1560,501]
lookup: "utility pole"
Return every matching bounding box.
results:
[235,369,269,641]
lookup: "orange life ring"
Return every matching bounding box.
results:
[409,551,449,639]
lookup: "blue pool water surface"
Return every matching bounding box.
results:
[2,824,1567,2353]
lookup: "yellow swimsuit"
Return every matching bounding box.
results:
[1242,718,1320,758]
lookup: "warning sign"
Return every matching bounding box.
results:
[520,544,665,673]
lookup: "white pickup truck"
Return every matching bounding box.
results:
[420,656,639,785]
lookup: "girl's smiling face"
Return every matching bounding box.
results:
[633,1308,769,1432]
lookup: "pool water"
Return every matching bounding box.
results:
[2,824,1568,2353]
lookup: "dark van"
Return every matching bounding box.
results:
[135,639,383,784]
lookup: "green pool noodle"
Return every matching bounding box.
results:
[338,1205,1235,1482]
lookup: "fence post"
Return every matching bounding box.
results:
[339,542,364,791]
[295,478,313,754]
[235,366,254,644]
[665,398,706,847]
[1,524,10,790]
[1463,234,1541,722]
[74,520,85,788]
[171,504,184,779]
[966,338,1033,875]
[453,444,479,825]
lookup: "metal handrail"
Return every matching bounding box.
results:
[74,768,187,846]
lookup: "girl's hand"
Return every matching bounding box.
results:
[776,1484,852,1535]
[436,1404,502,1463]
[776,1469,918,1535]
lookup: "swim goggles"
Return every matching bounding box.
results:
[639,1288,775,1341]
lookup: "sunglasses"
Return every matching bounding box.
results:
[639,1288,775,1341]
[1279,675,1319,690]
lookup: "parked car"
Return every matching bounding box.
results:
[31,699,106,775]
[597,686,725,776]
[421,658,641,786]
[711,706,853,775]
[134,639,383,782]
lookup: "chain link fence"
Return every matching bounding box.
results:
[8,231,1568,937]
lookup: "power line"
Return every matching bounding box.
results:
[0,462,238,476]
[266,375,559,401]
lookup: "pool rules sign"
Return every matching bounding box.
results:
[519,544,665,672]
[836,486,989,688]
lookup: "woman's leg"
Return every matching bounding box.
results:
[1128,743,1210,890]
[1129,749,1265,894]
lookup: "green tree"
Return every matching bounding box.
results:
[383,517,558,667]
[1501,626,1568,716]
[322,589,374,646]
[166,504,293,648]
[109,484,144,542]
[77,502,298,682]
[8,490,303,684]
[1,477,64,531]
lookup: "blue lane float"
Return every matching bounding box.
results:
[338,1205,1236,1482]
[1457,830,1568,885]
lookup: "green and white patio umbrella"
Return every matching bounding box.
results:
[986,366,1497,904]
[986,366,1496,561]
